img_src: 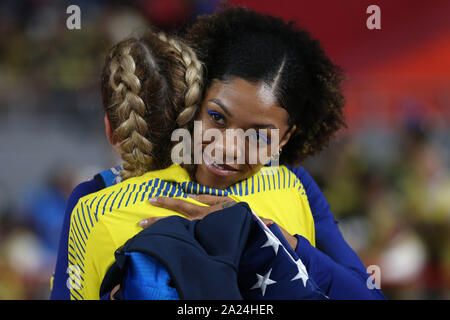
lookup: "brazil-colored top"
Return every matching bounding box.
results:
[67,164,315,300]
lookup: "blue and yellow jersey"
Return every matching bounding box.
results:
[67,163,315,300]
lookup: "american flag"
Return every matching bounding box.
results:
[102,203,328,300]
[238,210,328,300]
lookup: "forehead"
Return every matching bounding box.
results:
[204,78,289,125]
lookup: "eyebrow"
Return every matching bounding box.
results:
[209,98,232,117]
[209,98,277,129]
[253,123,276,129]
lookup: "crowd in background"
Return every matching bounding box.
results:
[0,0,448,299]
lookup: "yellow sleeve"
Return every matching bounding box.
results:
[67,200,117,300]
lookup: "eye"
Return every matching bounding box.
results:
[207,108,225,125]
[256,132,271,144]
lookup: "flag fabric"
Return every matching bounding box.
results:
[239,212,327,300]
[100,202,327,300]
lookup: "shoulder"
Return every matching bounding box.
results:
[285,165,321,197]
[70,165,123,205]
[66,177,104,217]
[285,165,332,223]
[70,178,103,201]
[76,171,140,204]
[285,166,315,187]
[71,166,127,211]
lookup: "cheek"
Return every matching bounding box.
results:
[195,108,215,136]
[247,164,263,175]
[195,105,209,123]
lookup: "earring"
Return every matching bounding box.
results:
[270,148,282,162]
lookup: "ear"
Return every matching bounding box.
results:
[279,125,297,150]
[104,114,115,145]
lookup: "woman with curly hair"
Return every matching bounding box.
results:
[139,6,386,299]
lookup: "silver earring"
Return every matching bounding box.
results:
[270,148,282,162]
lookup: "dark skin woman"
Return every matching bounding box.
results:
[141,76,299,249]
[122,7,385,299]
[139,7,345,248]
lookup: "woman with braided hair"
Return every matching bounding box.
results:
[102,32,203,180]
[50,29,205,299]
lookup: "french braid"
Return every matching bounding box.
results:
[157,32,203,127]
[101,31,204,180]
[108,41,153,179]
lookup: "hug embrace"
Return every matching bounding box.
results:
[50,6,386,300]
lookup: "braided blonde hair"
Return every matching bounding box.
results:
[157,32,203,127]
[101,31,203,180]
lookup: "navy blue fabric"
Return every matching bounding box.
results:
[101,202,253,299]
[100,202,327,300]
[238,216,327,299]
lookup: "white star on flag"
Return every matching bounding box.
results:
[260,229,282,255]
[291,258,309,287]
[250,268,277,296]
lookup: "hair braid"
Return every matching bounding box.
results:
[109,42,153,179]
[157,32,203,127]
[101,30,205,181]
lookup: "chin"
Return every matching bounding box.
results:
[195,164,246,190]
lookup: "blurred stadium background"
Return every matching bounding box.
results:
[0,0,448,299]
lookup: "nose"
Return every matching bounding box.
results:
[210,129,246,165]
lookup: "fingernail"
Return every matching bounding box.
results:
[149,197,157,203]
[139,219,148,228]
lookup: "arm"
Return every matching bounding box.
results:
[50,177,103,300]
[294,234,385,299]
[287,165,386,299]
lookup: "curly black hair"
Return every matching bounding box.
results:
[185,6,346,165]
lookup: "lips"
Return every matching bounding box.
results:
[203,154,241,177]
